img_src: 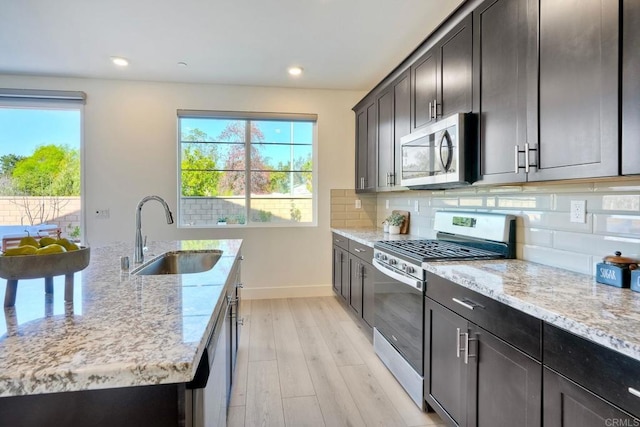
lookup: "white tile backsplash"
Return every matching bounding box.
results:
[364,177,640,274]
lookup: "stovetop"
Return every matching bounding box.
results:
[374,239,506,262]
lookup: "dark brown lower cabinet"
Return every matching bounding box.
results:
[332,244,349,301]
[469,324,541,427]
[425,297,541,427]
[425,298,468,426]
[331,235,375,335]
[543,367,639,427]
[348,254,363,316]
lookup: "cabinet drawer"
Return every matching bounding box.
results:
[348,240,374,264]
[544,323,640,417]
[332,233,349,250]
[426,272,541,360]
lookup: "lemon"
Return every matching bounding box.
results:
[3,245,38,256]
[39,237,57,247]
[19,236,39,248]
[35,244,67,255]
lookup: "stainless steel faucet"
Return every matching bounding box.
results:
[134,195,174,264]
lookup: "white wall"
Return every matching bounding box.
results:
[0,75,365,298]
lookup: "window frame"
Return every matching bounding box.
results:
[176,110,318,228]
[0,95,85,242]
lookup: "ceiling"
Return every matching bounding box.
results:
[0,0,464,91]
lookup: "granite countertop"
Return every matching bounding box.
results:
[0,239,242,398]
[332,227,425,247]
[332,227,640,363]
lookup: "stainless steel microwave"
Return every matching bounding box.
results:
[400,113,477,189]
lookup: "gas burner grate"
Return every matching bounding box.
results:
[374,239,504,262]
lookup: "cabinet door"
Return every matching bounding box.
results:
[332,245,349,301]
[355,101,376,192]
[377,88,394,189]
[438,14,473,119]
[468,324,541,427]
[412,50,438,131]
[393,70,411,185]
[361,260,374,328]
[348,255,362,315]
[623,0,640,175]
[535,0,619,181]
[543,367,639,427]
[473,0,533,184]
[424,298,468,427]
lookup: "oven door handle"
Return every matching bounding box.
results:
[373,259,424,291]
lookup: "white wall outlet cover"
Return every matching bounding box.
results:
[355,199,362,209]
[414,200,420,212]
[570,200,586,223]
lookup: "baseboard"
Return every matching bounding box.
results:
[241,284,334,300]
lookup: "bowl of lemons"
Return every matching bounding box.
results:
[0,235,90,280]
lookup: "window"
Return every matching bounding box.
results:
[0,89,85,243]
[177,110,317,227]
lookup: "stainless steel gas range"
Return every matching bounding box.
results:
[372,211,516,409]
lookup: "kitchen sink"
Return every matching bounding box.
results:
[131,250,222,275]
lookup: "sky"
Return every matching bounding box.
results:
[180,117,314,167]
[0,108,81,157]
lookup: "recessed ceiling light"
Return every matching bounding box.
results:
[177,62,188,67]
[288,66,303,76]
[111,56,129,67]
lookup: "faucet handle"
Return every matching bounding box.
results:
[143,235,148,252]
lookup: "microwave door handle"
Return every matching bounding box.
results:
[439,131,453,172]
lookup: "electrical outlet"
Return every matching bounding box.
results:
[355,199,362,209]
[414,200,420,213]
[570,200,586,223]
[95,209,110,219]
[385,200,389,209]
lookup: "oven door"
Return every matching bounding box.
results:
[373,259,424,376]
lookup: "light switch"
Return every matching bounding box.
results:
[355,199,362,209]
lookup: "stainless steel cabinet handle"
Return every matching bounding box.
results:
[360,177,365,189]
[428,101,433,120]
[334,238,342,243]
[456,327,461,358]
[354,248,366,253]
[390,173,395,186]
[453,297,477,311]
[629,387,640,398]
[433,99,438,119]
[524,142,531,174]
[464,332,470,364]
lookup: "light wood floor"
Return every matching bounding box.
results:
[228,296,444,427]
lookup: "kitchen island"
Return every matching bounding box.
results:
[0,239,242,425]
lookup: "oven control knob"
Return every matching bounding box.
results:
[381,254,388,261]
[401,263,407,271]
[389,259,397,266]
[406,266,415,274]
[375,253,381,260]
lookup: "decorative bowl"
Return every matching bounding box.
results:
[0,246,90,280]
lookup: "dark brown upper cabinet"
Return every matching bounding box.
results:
[473,0,537,185]
[623,0,640,175]
[411,14,473,132]
[533,0,619,181]
[355,99,376,193]
[377,70,410,191]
